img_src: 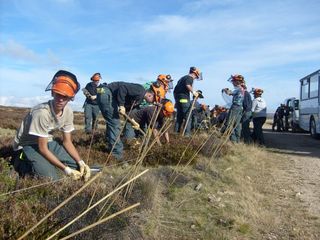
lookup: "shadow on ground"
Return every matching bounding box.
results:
[264,128,320,158]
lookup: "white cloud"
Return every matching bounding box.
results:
[0,95,50,108]
[0,95,83,111]
[144,15,196,37]
[0,39,62,67]
[0,40,40,63]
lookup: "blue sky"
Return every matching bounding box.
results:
[1,0,320,112]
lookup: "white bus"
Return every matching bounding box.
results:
[299,69,320,138]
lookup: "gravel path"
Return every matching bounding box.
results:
[264,127,320,221]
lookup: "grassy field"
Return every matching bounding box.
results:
[0,105,318,239]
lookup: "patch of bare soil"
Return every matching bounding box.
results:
[264,125,320,239]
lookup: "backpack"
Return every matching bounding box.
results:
[242,91,252,112]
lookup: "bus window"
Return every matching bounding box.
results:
[301,79,309,100]
[310,75,318,98]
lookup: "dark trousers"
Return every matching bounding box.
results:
[252,117,266,145]
[272,117,284,131]
[14,141,78,180]
[241,111,252,143]
[174,101,192,136]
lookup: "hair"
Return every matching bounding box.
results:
[145,89,155,95]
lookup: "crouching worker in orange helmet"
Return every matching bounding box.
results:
[12,70,91,181]
[129,99,174,145]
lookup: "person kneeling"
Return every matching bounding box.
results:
[12,70,91,181]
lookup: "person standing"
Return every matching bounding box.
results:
[97,81,154,160]
[83,73,101,134]
[173,66,202,136]
[12,70,91,181]
[284,105,290,131]
[221,74,245,143]
[251,88,267,145]
[241,84,252,143]
[272,104,285,131]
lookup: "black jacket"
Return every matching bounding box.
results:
[84,82,98,105]
[107,82,146,110]
[173,75,193,101]
[242,91,252,112]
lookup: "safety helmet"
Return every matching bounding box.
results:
[162,99,174,117]
[201,103,207,111]
[157,74,173,82]
[228,74,244,83]
[253,88,264,95]
[91,73,101,81]
[189,66,203,80]
[151,83,166,103]
[46,70,80,98]
[157,74,174,90]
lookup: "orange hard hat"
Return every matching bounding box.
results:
[231,74,244,82]
[157,74,173,91]
[162,100,174,117]
[48,70,80,98]
[157,74,173,83]
[189,66,202,79]
[91,73,101,81]
[254,88,264,95]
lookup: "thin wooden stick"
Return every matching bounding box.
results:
[0,178,64,197]
[99,119,172,219]
[17,172,102,240]
[170,128,216,185]
[85,117,99,166]
[125,105,163,196]
[46,169,149,240]
[182,97,198,136]
[169,126,202,179]
[60,203,140,240]
[87,106,133,209]
[121,112,146,136]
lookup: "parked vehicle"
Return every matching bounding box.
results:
[299,69,320,138]
[283,97,300,132]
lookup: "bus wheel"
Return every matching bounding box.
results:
[310,119,320,139]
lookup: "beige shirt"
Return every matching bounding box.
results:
[13,100,74,150]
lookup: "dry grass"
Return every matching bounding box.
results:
[0,106,319,239]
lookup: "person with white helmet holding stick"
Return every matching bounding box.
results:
[221,74,245,143]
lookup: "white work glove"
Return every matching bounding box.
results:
[118,106,126,115]
[131,118,140,130]
[78,160,91,181]
[90,95,97,100]
[192,91,199,98]
[64,166,82,180]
